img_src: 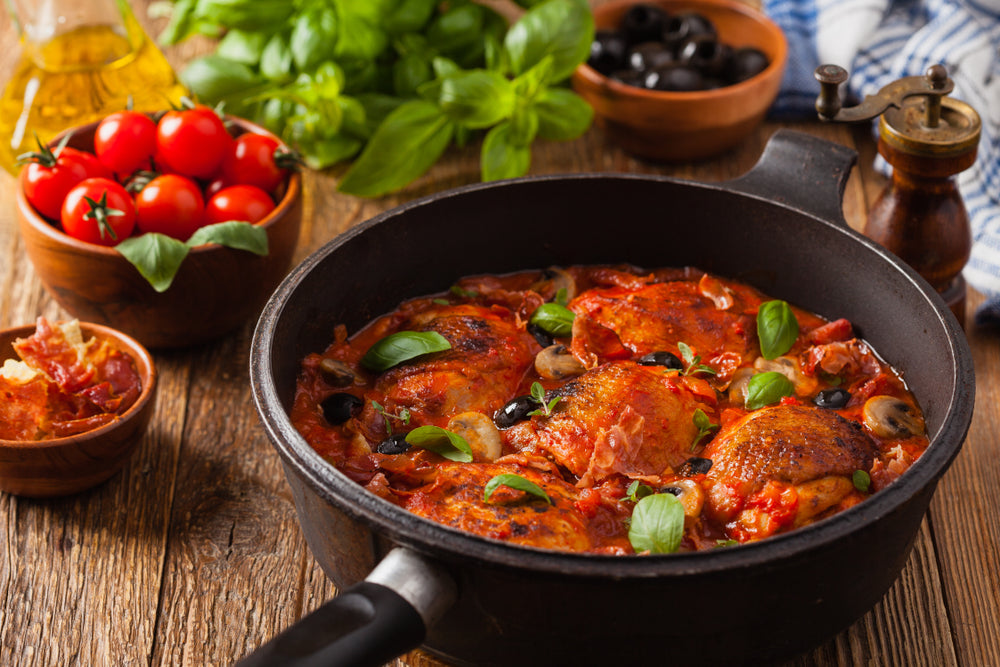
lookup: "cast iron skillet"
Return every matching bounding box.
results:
[245,131,974,667]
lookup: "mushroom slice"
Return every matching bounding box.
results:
[319,358,356,387]
[535,344,586,380]
[530,266,577,301]
[863,396,925,439]
[661,478,705,520]
[447,411,503,461]
[726,367,755,405]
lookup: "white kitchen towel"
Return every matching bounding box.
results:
[762,0,1000,325]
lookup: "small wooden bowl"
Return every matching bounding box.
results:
[0,322,157,498]
[16,117,303,349]
[571,0,788,161]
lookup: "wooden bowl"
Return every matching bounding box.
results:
[571,0,788,161]
[15,117,303,349]
[0,321,157,498]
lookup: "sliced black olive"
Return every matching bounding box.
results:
[662,11,716,51]
[678,457,713,476]
[495,395,536,429]
[813,387,851,409]
[678,35,732,77]
[588,30,629,75]
[644,63,705,91]
[527,323,554,348]
[727,47,770,83]
[376,432,411,455]
[628,41,675,72]
[637,350,684,370]
[621,4,670,46]
[320,393,363,425]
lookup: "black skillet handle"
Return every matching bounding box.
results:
[236,548,457,667]
[726,129,858,227]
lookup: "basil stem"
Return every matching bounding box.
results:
[360,331,451,372]
[628,493,685,554]
[483,473,553,505]
[744,371,794,410]
[757,300,800,360]
[404,425,473,462]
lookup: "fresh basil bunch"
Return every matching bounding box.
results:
[161,0,595,197]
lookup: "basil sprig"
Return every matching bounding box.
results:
[483,473,553,505]
[404,425,473,462]
[527,381,561,417]
[691,409,719,450]
[529,302,575,337]
[757,300,800,360]
[115,222,268,293]
[361,331,451,372]
[744,371,794,410]
[628,493,685,554]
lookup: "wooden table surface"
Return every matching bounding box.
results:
[2,3,999,666]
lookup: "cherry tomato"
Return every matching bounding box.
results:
[220,132,296,193]
[155,105,232,179]
[204,185,276,225]
[94,110,157,176]
[134,174,205,241]
[60,177,136,246]
[19,145,111,220]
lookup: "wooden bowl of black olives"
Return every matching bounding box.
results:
[572,0,787,161]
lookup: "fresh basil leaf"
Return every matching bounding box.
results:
[757,300,800,360]
[744,371,794,410]
[503,0,594,81]
[512,55,556,98]
[180,55,265,107]
[436,71,515,128]
[426,3,485,57]
[624,480,655,502]
[509,106,539,147]
[338,100,455,197]
[534,88,593,140]
[334,11,388,61]
[530,381,546,403]
[291,9,338,72]
[260,32,294,82]
[194,0,295,32]
[484,473,554,504]
[361,331,452,372]
[691,408,718,450]
[115,233,190,293]
[384,0,438,34]
[853,470,872,493]
[629,493,685,554]
[481,122,531,182]
[300,134,364,170]
[431,57,462,79]
[187,222,268,255]
[216,29,268,66]
[529,301,575,337]
[393,53,434,98]
[405,425,473,462]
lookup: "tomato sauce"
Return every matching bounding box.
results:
[291,266,930,554]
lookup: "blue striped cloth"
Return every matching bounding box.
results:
[762,0,1000,325]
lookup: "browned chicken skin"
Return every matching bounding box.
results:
[505,361,717,486]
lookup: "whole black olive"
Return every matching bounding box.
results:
[621,4,670,46]
[637,350,684,370]
[612,69,646,87]
[527,323,554,348]
[628,41,675,72]
[678,35,732,77]
[644,63,705,92]
[814,387,851,409]
[320,392,363,425]
[662,11,716,51]
[678,457,713,476]
[727,47,770,83]
[495,395,536,429]
[661,486,684,496]
[588,30,629,75]
[376,432,411,455]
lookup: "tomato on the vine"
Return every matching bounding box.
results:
[220,132,298,194]
[19,144,110,220]
[204,185,276,225]
[60,177,136,246]
[134,174,205,241]
[94,110,157,176]
[156,104,231,179]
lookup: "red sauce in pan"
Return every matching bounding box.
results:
[291,266,928,554]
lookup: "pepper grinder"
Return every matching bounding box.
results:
[814,64,981,323]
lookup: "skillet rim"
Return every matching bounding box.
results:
[250,171,974,579]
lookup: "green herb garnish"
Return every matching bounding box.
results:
[483,473,553,505]
[623,480,655,503]
[628,493,685,554]
[371,401,411,435]
[529,302,575,337]
[744,371,794,410]
[526,381,561,417]
[853,470,872,493]
[677,342,716,377]
[691,408,719,451]
[404,425,473,462]
[360,331,451,372]
[757,300,799,360]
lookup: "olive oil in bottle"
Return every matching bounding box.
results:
[0,0,188,174]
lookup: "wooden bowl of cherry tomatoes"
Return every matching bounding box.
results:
[15,106,303,349]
